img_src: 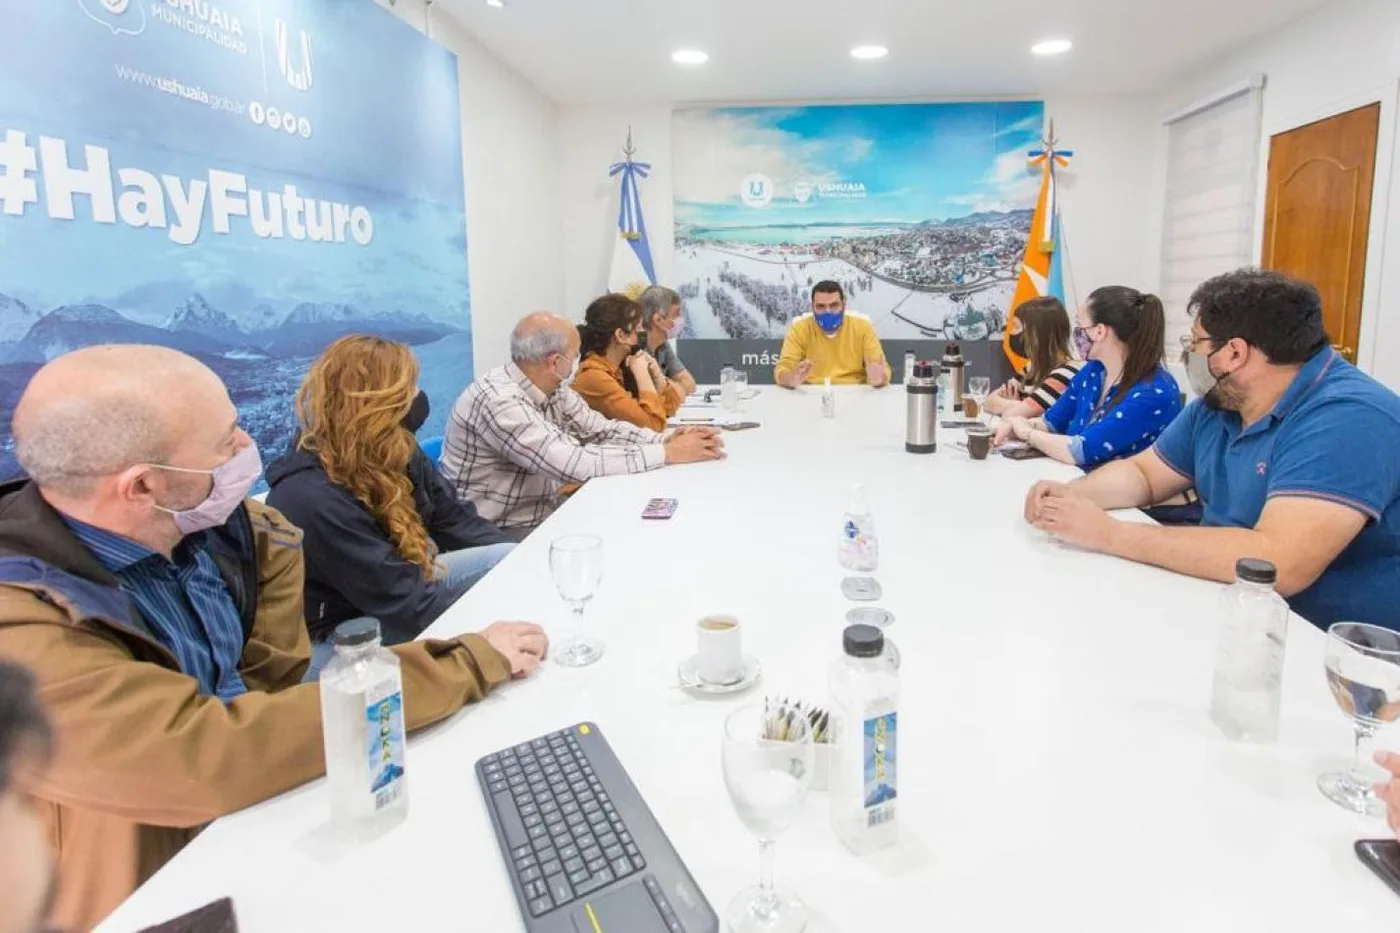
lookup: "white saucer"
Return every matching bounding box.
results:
[677,655,762,695]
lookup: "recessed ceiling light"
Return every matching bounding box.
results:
[671,49,709,65]
[1031,38,1073,56]
[850,45,889,60]
[485,0,504,7]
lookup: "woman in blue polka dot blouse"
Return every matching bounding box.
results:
[993,286,1182,469]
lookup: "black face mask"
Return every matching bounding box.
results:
[403,390,430,433]
[1008,332,1026,358]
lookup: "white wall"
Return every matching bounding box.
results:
[555,95,1159,318]
[1148,0,1400,387]
[380,0,564,373]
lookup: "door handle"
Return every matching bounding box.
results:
[1333,344,1356,363]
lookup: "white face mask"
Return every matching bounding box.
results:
[554,353,579,387]
[149,442,263,535]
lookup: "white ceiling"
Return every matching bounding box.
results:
[436,0,1327,104]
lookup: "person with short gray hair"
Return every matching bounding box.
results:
[0,344,547,929]
[637,285,697,395]
[441,311,724,535]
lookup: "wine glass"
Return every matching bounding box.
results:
[1319,622,1400,815]
[548,534,604,667]
[721,703,814,933]
[967,376,991,423]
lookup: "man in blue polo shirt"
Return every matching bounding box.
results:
[1022,269,1400,631]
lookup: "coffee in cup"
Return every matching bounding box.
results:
[696,615,743,685]
[967,425,992,461]
[962,395,981,419]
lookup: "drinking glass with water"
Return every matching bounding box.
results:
[549,534,605,667]
[1318,622,1400,816]
[721,703,813,933]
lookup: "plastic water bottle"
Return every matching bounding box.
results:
[838,484,878,572]
[820,377,836,418]
[720,363,738,410]
[320,618,410,834]
[829,624,900,854]
[1210,558,1289,743]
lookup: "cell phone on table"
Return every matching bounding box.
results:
[138,897,239,933]
[1000,445,1048,461]
[642,497,679,520]
[1356,839,1400,898]
[722,421,761,431]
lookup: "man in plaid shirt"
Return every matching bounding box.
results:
[441,312,724,535]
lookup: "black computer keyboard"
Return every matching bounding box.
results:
[477,722,718,933]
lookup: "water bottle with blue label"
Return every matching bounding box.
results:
[829,624,900,854]
[320,618,410,836]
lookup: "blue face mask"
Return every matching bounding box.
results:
[814,311,844,335]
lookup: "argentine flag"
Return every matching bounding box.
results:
[607,153,657,299]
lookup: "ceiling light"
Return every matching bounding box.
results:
[1031,38,1073,56]
[485,0,504,7]
[671,49,709,65]
[850,45,889,60]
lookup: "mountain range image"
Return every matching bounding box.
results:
[0,291,472,488]
[1,293,460,365]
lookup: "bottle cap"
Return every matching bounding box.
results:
[843,623,884,658]
[334,617,381,647]
[1235,558,1277,585]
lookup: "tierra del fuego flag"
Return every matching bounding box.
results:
[1004,125,1072,374]
[607,141,657,300]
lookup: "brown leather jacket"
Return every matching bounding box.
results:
[0,482,513,931]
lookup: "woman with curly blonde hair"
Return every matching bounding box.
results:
[266,335,513,677]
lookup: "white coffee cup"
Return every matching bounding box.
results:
[696,615,743,685]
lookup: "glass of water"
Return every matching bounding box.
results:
[721,703,813,933]
[1319,622,1400,815]
[967,376,991,423]
[549,534,604,667]
[726,370,749,413]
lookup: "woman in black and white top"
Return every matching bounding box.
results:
[984,296,1083,418]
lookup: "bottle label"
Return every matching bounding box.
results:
[862,711,897,827]
[365,680,407,812]
[841,518,878,567]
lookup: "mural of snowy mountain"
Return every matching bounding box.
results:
[259,302,459,358]
[8,305,232,364]
[0,295,38,344]
[165,294,246,340]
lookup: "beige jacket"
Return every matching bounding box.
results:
[0,483,512,930]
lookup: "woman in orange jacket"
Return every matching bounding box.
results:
[571,293,685,431]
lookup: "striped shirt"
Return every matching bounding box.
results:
[1020,360,1084,414]
[440,362,666,531]
[63,517,248,701]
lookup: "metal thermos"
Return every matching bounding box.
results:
[905,361,938,454]
[942,342,966,413]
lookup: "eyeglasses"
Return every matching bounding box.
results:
[1179,334,1216,353]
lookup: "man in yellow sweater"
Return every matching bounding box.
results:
[774,280,890,388]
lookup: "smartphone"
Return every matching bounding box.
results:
[722,421,761,431]
[1000,445,1048,461]
[138,897,239,933]
[642,497,679,520]
[941,420,982,429]
[1356,839,1400,898]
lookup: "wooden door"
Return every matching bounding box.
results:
[1261,103,1380,364]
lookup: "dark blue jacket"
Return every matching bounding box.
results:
[265,443,510,641]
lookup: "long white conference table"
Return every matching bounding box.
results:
[99,385,1396,931]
